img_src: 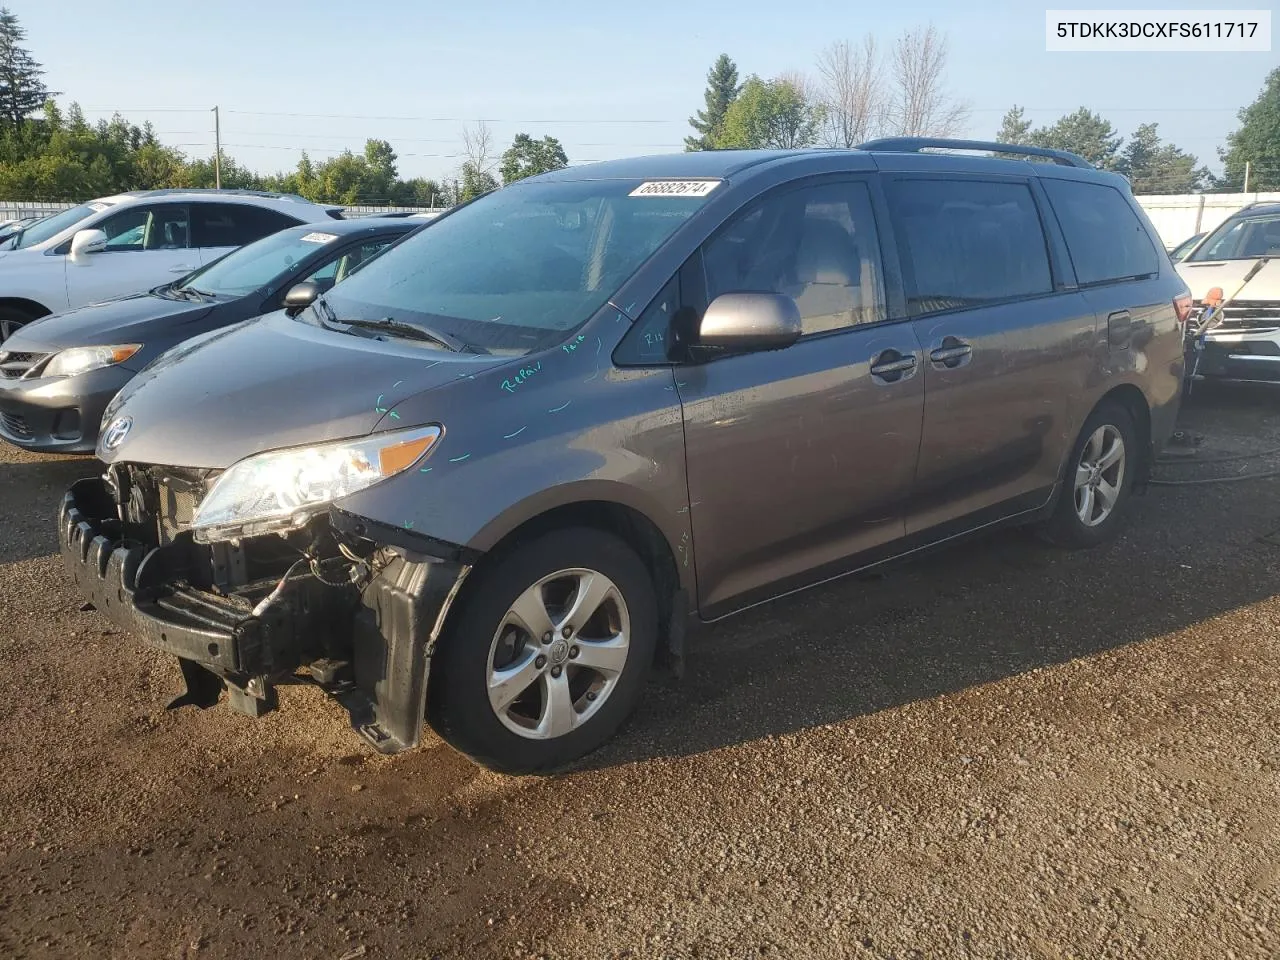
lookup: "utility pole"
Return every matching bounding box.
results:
[211,105,222,190]
[1243,160,1251,195]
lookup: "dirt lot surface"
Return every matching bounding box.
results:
[2,384,1280,960]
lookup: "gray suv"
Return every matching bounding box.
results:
[58,139,1188,774]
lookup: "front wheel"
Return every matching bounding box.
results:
[0,305,40,344]
[428,528,658,774]
[1038,400,1139,548]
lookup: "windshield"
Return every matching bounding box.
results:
[178,226,341,297]
[318,178,716,354]
[1188,213,1280,262]
[13,202,110,249]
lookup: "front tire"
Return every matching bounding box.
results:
[1038,400,1138,548]
[0,304,40,344]
[428,528,658,774]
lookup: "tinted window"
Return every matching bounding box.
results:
[703,181,886,335]
[191,203,300,248]
[1043,179,1159,283]
[887,179,1052,315]
[1188,213,1280,262]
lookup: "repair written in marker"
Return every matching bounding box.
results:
[299,231,339,243]
[628,180,721,198]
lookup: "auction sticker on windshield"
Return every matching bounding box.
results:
[300,231,339,243]
[629,180,721,198]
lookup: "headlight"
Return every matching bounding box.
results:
[42,344,141,378]
[192,425,442,543]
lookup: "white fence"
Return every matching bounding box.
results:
[0,200,441,222]
[1137,192,1280,248]
[5,192,1278,250]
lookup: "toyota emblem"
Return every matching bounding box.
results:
[101,416,133,451]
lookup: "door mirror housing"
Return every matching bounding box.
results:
[696,292,802,354]
[69,228,109,262]
[282,280,320,316]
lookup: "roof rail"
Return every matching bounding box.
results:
[129,187,310,201]
[857,137,1094,169]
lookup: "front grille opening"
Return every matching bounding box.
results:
[0,411,31,438]
[0,352,48,379]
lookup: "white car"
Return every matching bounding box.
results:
[0,190,341,341]
[1175,201,1280,383]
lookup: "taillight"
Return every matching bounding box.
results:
[1174,293,1193,332]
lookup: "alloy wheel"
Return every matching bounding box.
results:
[1074,424,1126,527]
[486,567,631,740]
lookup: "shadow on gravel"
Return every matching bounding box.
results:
[0,454,97,563]
[580,382,1280,771]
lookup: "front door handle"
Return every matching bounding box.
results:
[869,349,918,384]
[929,336,973,369]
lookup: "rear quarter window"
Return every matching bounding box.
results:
[1042,179,1159,286]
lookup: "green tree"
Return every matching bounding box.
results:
[458,161,498,202]
[685,54,741,151]
[1219,67,1280,191]
[715,76,821,150]
[360,138,398,201]
[1030,107,1123,169]
[1116,122,1207,194]
[0,7,55,129]
[499,133,568,184]
[996,106,1033,145]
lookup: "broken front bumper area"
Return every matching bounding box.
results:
[57,476,470,753]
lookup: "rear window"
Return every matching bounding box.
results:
[885,179,1053,316]
[1043,179,1159,285]
[190,203,301,248]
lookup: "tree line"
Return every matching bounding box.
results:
[0,7,569,205]
[0,5,1277,204]
[686,37,1280,194]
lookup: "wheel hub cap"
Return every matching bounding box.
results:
[548,638,570,664]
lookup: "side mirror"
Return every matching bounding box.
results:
[696,292,802,353]
[282,280,320,316]
[69,228,108,262]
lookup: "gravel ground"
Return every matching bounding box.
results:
[2,382,1280,960]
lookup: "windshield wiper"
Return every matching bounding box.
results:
[335,316,467,352]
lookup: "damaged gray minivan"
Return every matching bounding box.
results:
[59,140,1188,773]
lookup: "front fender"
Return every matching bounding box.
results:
[332,358,696,596]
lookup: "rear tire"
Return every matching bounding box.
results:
[428,528,658,774]
[1038,400,1139,549]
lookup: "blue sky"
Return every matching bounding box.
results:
[15,0,1278,187]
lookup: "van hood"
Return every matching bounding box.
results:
[3,292,213,354]
[99,310,506,469]
[1176,258,1280,302]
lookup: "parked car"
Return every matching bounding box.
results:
[1175,202,1280,383]
[0,189,343,341]
[1168,231,1205,262]
[0,214,48,248]
[0,217,418,452]
[59,139,1187,774]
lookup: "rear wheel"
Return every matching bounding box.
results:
[0,305,40,344]
[1038,400,1138,548]
[428,528,658,774]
